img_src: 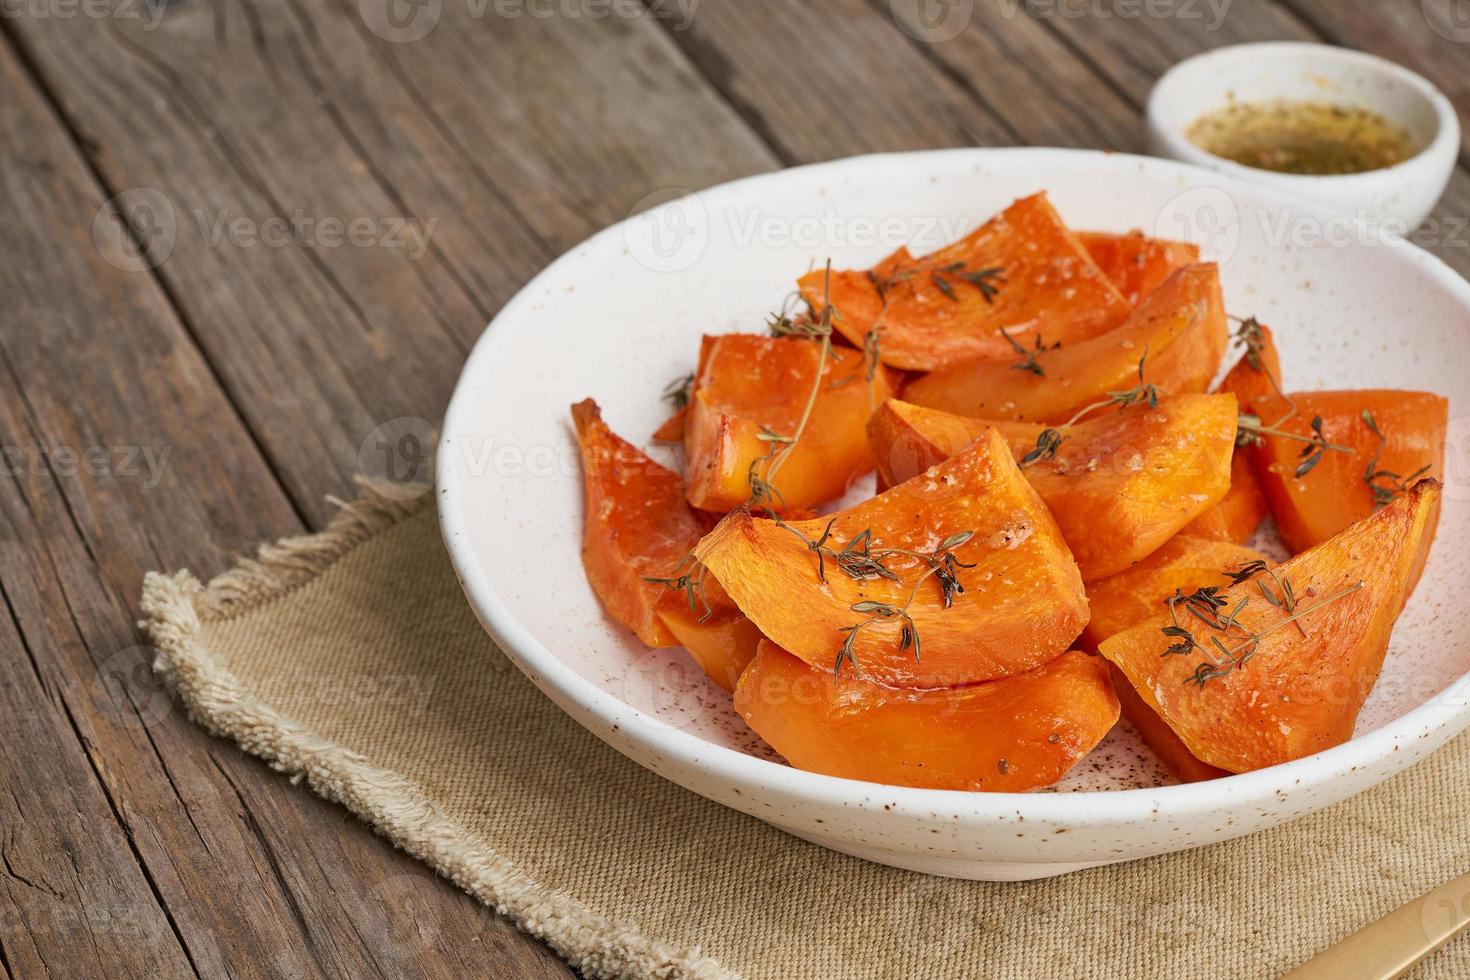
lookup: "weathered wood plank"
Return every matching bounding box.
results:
[0,30,572,980]
[1,1,784,975]
[881,0,1142,151]
[653,0,1017,160]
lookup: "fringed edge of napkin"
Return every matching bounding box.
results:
[139,485,734,980]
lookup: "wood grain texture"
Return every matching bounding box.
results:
[0,25,570,980]
[2,0,1470,975]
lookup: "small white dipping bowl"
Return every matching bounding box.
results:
[1147,42,1459,230]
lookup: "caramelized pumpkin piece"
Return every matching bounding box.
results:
[572,399,705,647]
[684,334,893,513]
[1099,481,1440,773]
[651,405,686,442]
[1079,230,1200,306]
[868,394,1238,580]
[654,577,762,693]
[797,193,1130,372]
[904,263,1228,422]
[696,428,1087,688]
[1082,534,1265,783]
[1219,318,1289,421]
[572,399,761,690]
[1081,535,1268,652]
[736,641,1119,791]
[1179,449,1269,543]
[1253,391,1447,570]
[1108,664,1228,784]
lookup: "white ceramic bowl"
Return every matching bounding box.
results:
[438,148,1470,881]
[1146,42,1459,229]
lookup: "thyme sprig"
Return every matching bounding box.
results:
[1229,315,1297,426]
[662,373,693,411]
[1019,349,1165,468]
[926,261,1008,304]
[643,554,712,621]
[1236,413,1351,478]
[1157,565,1365,687]
[1000,328,1058,377]
[746,263,841,511]
[1361,410,1430,508]
[829,530,977,676]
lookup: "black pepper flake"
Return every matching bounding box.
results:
[997,758,1010,775]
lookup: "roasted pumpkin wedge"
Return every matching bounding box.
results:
[684,334,893,514]
[903,263,1229,422]
[1219,317,1289,421]
[1099,480,1440,773]
[1252,391,1447,573]
[654,577,762,693]
[1079,230,1200,306]
[572,398,706,647]
[868,394,1238,580]
[1080,535,1269,652]
[1179,449,1269,543]
[1108,665,1229,784]
[651,405,686,442]
[1081,535,1265,783]
[695,428,1087,688]
[736,641,1119,791]
[796,193,1130,372]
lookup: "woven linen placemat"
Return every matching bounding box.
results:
[140,488,1470,979]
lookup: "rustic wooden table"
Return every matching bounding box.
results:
[3,0,1468,975]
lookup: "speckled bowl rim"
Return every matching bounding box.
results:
[438,147,1470,829]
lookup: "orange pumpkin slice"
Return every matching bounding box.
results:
[1079,230,1200,306]
[1099,480,1440,773]
[796,193,1130,372]
[1252,391,1447,570]
[736,641,1119,791]
[572,398,705,647]
[903,262,1228,422]
[1108,664,1228,784]
[1179,449,1269,544]
[684,334,894,514]
[1082,535,1266,783]
[695,428,1087,688]
[572,399,760,688]
[1081,534,1269,651]
[651,405,686,442]
[868,393,1238,580]
[654,577,762,693]
[1219,317,1290,421]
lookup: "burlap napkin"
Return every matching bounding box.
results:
[140,487,1469,979]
